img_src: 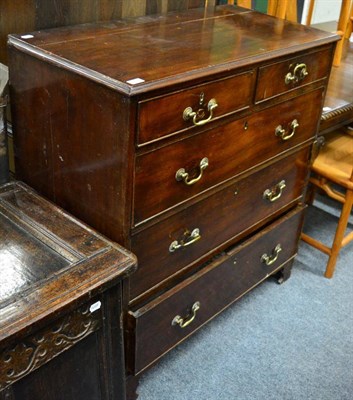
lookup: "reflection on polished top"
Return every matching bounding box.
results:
[0,181,137,344]
[0,218,68,303]
[8,5,338,95]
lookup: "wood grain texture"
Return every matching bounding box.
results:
[134,88,323,223]
[138,71,255,144]
[255,46,333,102]
[7,8,337,391]
[0,0,35,64]
[0,0,209,64]
[0,304,101,391]
[130,147,310,300]
[320,40,353,133]
[0,181,137,400]
[3,285,128,400]
[8,50,135,245]
[8,9,338,95]
[0,181,137,345]
[130,206,305,373]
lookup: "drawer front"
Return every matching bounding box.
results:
[134,88,322,224]
[255,47,332,102]
[138,71,255,144]
[130,147,310,300]
[129,206,305,373]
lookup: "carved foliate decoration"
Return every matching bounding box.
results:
[0,304,101,391]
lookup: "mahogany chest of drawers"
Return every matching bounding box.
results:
[0,181,137,400]
[8,5,338,398]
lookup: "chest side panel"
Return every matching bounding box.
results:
[9,49,135,245]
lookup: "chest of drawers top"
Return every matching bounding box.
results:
[8,5,337,96]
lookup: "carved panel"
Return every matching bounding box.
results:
[0,304,101,391]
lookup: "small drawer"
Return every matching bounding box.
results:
[134,88,322,224]
[137,71,255,144]
[128,206,305,373]
[130,147,310,300]
[255,46,332,102]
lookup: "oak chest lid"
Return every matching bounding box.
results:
[0,181,137,343]
[8,5,338,95]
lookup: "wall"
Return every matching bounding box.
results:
[301,0,341,24]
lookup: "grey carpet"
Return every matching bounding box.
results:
[137,195,353,400]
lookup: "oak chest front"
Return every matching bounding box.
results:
[8,4,338,397]
[0,181,137,400]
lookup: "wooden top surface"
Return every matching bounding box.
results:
[8,5,338,95]
[324,40,353,113]
[0,181,137,344]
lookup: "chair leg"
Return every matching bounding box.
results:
[333,0,352,66]
[325,190,353,278]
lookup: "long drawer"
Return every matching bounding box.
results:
[129,206,305,374]
[130,147,310,300]
[134,88,323,224]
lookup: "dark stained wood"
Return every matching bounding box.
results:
[0,0,36,65]
[320,40,353,133]
[130,206,305,373]
[255,46,333,102]
[134,88,323,223]
[138,70,255,144]
[0,181,137,343]
[0,181,137,400]
[7,6,337,396]
[306,21,353,132]
[130,147,310,301]
[0,0,212,65]
[8,50,134,245]
[275,258,294,284]
[8,9,337,96]
[11,335,105,400]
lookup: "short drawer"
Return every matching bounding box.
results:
[137,71,255,144]
[134,88,322,224]
[130,147,310,300]
[128,206,305,374]
[255,46,332,102]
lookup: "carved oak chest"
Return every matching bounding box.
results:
[7,4,338,398]
[0,181,137,400]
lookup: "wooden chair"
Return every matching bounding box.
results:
[306,0,353,66]
[301,127,353,278]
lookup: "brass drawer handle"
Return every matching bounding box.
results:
[263,180,286,202]
[261,244,282,266]
[175,157,209,186]
[172,301,201,328]
[285,63,309,85]
[275,119,299,141]
[169,228,201,252]
[183,98,218,126]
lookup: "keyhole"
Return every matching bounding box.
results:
[199,92,205,106]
